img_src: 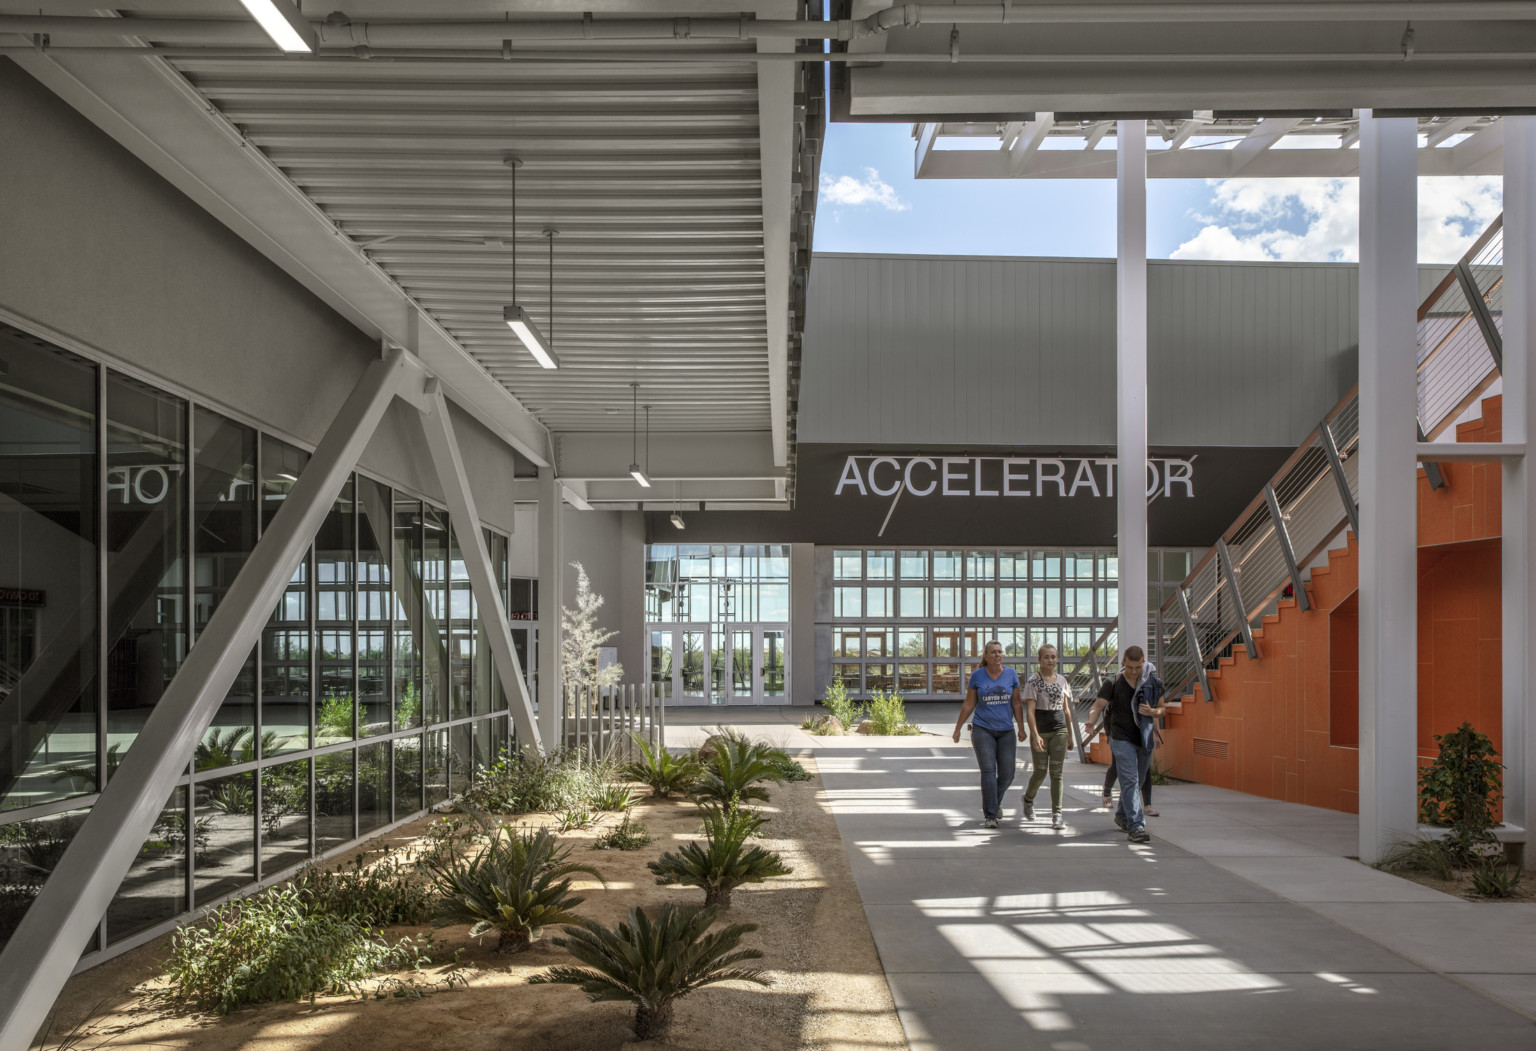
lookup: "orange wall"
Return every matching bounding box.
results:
[1103,396,1507,815]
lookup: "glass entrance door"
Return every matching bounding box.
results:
[647,623,789,705]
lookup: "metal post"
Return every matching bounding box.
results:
[1319,418,1362,538]
[418,387,542,752]
[1116,119,1150,659]
[1357,112,1421,864]
[1175,586,1216,704]
[0,350,415,1049]
[536,468,563,750]
[1503,116,1536,836]
[1216,539,1259,659]
[1455,260,1506,373]
[1263,485,1312,613]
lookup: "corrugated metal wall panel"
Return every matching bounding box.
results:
[802,252,1382,448]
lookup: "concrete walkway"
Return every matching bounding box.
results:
[664,705,1536,1050]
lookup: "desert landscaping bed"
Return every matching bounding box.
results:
[34,753,907,1051]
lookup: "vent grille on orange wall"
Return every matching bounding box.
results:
[1193,738,1230,760]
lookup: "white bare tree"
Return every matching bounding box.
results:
[561,560,623,715]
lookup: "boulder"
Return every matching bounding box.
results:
[855,719,876,735]
[812,715,845,736]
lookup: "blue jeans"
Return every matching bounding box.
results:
[1110,738,1151,834]
[971,726,1017,821]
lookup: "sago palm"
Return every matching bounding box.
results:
[622,734,702,798]
[648,804,791,908]
[692,735,786,808]
[427,826,603,952]
[529,903,770,1039]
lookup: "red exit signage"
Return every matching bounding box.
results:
[0,587,45,606]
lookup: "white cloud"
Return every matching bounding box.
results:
[1169,176,1502,263]
[819,167,910,212]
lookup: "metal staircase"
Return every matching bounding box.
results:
[1066,215,1507,715]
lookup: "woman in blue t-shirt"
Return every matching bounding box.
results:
[952,639,1025,828]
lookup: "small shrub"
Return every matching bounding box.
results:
[1376,837,1456,881]
[866,689,919,735]
[589,783,636,812]
[530,904,770,1040]
[1418,722,1502,832]
[461,746,613,815]
[622,734,702,798]
[762,752,812,783]
[427,826,603,952]
[1148,756,1177,787]
[292,846,434,926]
[555,807,596,832]
[154,887,444,1015]
[395,682,421,730]
[648,805,791,908]
[1470,860,1523,898]
[822,678,865,732]
[592,816,652,852]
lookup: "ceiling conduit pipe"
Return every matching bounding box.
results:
[9,2,1536,49]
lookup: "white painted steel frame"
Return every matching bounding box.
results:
[537,467,564,748]
[1357,114,1421,865]
[1503,117,1536,837]
[0,349,418,1049]
[1116,121,1149,660]
[419,387,543,752]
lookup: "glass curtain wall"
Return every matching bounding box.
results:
[644,544,790,705]
[828,546,1197,697]
[0,323,515,961]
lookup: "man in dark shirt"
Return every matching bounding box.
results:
[1085,646,1167,843]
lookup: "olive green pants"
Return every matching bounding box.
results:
[1024,726,1071,812]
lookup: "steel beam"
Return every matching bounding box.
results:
[1216,538,1260,660]
[1502,115,1536,837]
[1264,484,1312,613]
[418,386,543,752]
[1357,112,1421,865]
[1455,260,1506,373]
[1319,418,1362,538]
[0,349,415,1050]
[1175,585,1216,704]
[536,468,564,748]
[1116,120,1149,660]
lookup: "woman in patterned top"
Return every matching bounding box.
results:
[1021,644,1073,830]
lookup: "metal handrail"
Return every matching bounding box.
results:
[1068,214,1506,705]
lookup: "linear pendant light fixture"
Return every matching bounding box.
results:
[502,155,559,370]
[237,0,316,52]
[629,383,651,488]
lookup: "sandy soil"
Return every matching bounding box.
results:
[1377,863,1536,903]
[35,755,908,1051]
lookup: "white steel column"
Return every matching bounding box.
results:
[1502,116,1536,834]
[419,388,542,752]
[0,350,415,1050]
[536,466,564,748]
[1117,120,1149,658]
[1357,112,1420,863]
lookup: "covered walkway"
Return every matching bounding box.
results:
[667,706,1536,1050]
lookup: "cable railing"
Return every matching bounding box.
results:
[1067,214,1505,707]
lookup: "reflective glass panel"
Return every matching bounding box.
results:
[761,631,785,698]
[865,628,894,658]
[314,750,354,853]
[316,476,355,745]
[932,586,960,618]
[866,550,895,580]
[834,586,860,618]
[898,588,926,618]
[392,498,423,731]
[260,758,310,877]
[0,806,89,951]
[897,629,925,657]
[261,437,310,755]
[932,550,962,580]
[0,333,98,812]
[422,506,449,725]
[105,371,187,761]
[865,664,893,693]
[357,477,391,737]
[899,551,928,579]
[194,771,255,906]
[865,587,892,618]
[192,408,258,771]
[108,786,187,944]
[449,722,473,795]
[424,729,449,808]
[932,664,961,694]
[449,530,473,720]
[394,735,423,818]
[357,741,389,836]
[833,550,862,579]
[832,664,861,691]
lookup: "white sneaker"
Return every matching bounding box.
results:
[982,817,999,829]
[1051,811,1066,830]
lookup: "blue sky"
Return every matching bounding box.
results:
[812,122,1503,263]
